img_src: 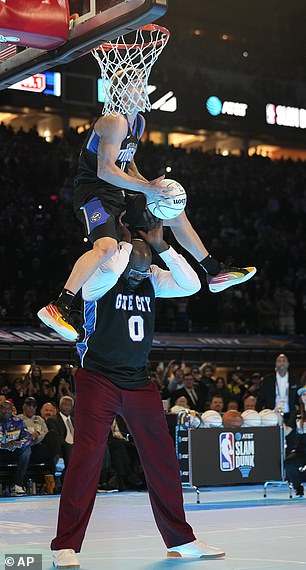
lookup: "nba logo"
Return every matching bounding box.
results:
[219,432,235,471]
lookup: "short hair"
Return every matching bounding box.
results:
[59,396,74,407]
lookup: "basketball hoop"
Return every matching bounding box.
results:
[92,24,170,116]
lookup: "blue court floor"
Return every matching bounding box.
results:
[0,485,305,570]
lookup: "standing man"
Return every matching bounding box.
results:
[51,218,225,568]
[257,353,300,453]
[0,400,32,495]
[257,353,300,420]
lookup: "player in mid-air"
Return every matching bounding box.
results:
[38,65,256,341]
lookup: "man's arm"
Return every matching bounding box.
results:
[150,250,201,298]
[127,159,148,182]
[33,417,48,444]
[95,115,165,204]
[138,215,201,298]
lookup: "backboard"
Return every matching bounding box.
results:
[0,0,167,91]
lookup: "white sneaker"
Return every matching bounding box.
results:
[11,485,26,496]
[52,549,80,568]
[167,539,225,559]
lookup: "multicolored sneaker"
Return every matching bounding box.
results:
[37,304,78,341]
[207,264,256,293]
[167,539,225,559]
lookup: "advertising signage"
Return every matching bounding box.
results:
[206,95,248,118]
[204,94,306,136]
[8,71,61,96]
[266,103,306,129]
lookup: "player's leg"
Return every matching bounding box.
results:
[121,383,225,558]
[51,368,119,561]
[166,211,256,293]
[37,197,119,340]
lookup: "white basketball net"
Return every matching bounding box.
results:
[92,24,170,116]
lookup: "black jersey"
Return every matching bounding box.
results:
[75,113,145,187]
[76,277,155,389]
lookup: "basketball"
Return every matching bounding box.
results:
[241,410,261,427]
[201,410,222,427]
[259,409,279,426]
[146,178,187,220]
[222,410,243,430]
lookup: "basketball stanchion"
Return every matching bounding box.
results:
[263,414,294,499]
[175,411,203,504]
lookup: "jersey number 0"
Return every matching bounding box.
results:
[128,316,144,342]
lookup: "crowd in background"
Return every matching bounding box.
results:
[1,359,306,416]
[0,123,306,334]
[1,356,306,495]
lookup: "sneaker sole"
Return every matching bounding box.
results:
[209,267,257,293]
[37,308,78,341]
[167,551,225,559]
[53,562,80,570]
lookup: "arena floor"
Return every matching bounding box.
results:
[0,485,305,570]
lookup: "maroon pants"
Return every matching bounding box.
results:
[51,368,195,552]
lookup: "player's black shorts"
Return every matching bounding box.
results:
[74,180,146,243]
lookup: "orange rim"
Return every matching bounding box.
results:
[95,24,170,52]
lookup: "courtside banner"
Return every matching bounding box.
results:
[189,427,282,486]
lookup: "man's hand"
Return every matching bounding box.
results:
[138,210,169,254]
[31,431,40,441]
[118,211,132,243]
[145,175,168,205]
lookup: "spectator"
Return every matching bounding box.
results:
[246,372,263,398]
[161,365,185,399]
[36,380,57,409]
[169,372,204,412]
[40,402,57,421]
[227,371,247,405]
[242,395,257,411]
[209,396,225,414]
[199,363,216,391]
[51,364,75,395]
[168,395,190,414]
[46,396,75,471]
[226,399,240,411]
[0,400,32,495]
[18,397,59,477]
[285,385,306,497]
[56,378,74,403]
[23,364,44,398]
[207,376,230,408]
